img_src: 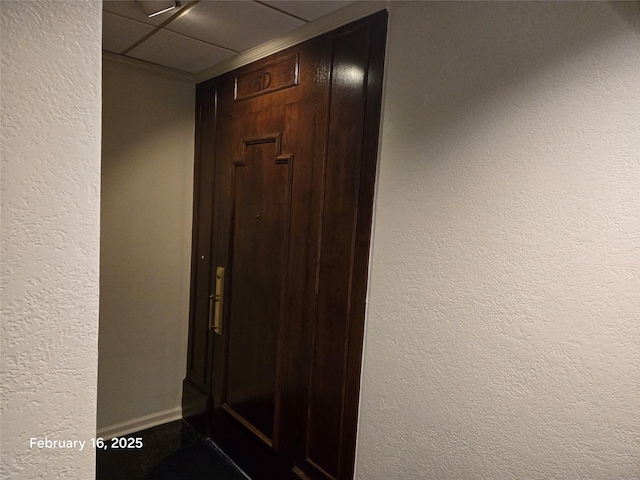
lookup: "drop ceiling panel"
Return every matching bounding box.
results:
[102,1,361,74]
[102,12,156,54]
[166,1,305,52]
[126,29,236,73]
[102,1,167,26]
[262,1,354,21]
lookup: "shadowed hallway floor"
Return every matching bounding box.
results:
[96,420,249,480]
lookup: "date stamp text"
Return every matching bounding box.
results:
[29,437,143,451]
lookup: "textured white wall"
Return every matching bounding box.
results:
[98,56,194,435]
[357,2,640,479]
[1,1,102,479]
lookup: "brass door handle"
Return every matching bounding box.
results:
[209,266,225,335]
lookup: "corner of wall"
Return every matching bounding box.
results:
[1,1,102,478]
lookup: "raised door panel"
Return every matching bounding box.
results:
[210,99,320,479]
[294,14,388,480]
[223,132,293,448]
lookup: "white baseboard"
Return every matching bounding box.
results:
[97,407,183,440]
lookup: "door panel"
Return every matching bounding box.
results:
[304,25,372,479]
[212,100,319,479]
[224,128,293,448]
[184,11,388,480]
[186,85,217,389]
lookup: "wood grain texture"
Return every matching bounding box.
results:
[187,83,216,390]
[184,11,387,480]
[235,54,299,101]
[305,24,372,479]
[223,131,292,448]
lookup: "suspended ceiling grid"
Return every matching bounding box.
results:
[103,1,354,74]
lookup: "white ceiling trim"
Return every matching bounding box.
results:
[103,51,195,83]
[193,1,389,83]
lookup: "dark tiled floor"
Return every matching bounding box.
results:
[96,420,249,480]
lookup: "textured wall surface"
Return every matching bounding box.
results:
[98,56,194,434]
[1,1,102,479]
[357,2,640,479]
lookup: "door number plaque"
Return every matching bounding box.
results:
[234,54,299,100]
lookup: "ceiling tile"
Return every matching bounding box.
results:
[102,11,156,54]
[126,29,236,73]
[103,0,181,26]
[262,1,354,21]
[166,1,304,52]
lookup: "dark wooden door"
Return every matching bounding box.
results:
[184,11,387,480]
